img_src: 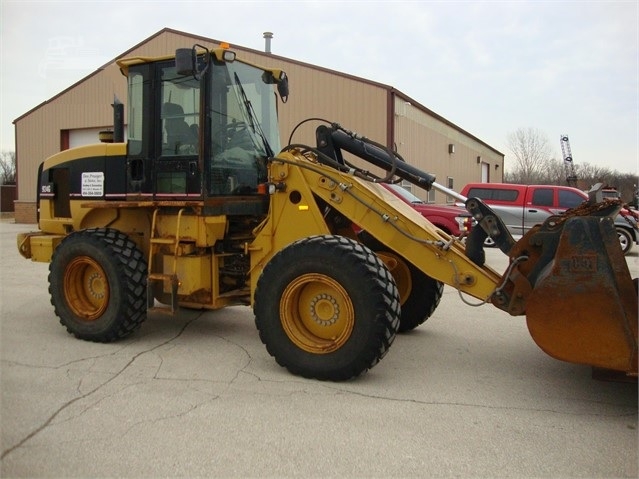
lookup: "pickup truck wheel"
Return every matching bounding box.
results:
[616,226,634,255]
[254,235,400,381]
[375,251,443,332]
[49,228,147,342]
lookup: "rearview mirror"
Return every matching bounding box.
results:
[175,44,210,80]
[277,72,289,103]
[175,48,195,76]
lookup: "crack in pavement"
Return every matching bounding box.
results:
[315,383,639,418]
[150,331,253,388]
[1,313,204,460]
[214,375,637,418]
[119,392,220,440]
[1,342,136,371]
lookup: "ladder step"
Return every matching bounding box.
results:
[147,207,185,315]
[148,272,176,282]
[147,274,179,314]
[150,237,177,245]
[148,305,177,315]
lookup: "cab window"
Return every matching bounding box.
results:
[531,189,553,206]
[467,187,519,202]
[558,190,586,208]
[127,71,144,156]
[160,65,200,156]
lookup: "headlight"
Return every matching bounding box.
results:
[455,216,474,232]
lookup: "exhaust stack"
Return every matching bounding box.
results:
[263,32,273,54]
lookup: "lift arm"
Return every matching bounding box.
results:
[260,124,638,376]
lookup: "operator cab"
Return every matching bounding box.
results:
[119,45,287,208]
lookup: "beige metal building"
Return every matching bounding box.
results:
[13,28,503,223]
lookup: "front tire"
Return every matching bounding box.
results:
[616,226,634,255]
[49,228,147,342]
[254,235,400,381]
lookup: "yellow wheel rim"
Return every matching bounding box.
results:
[376,251,411,306]
[64,256,109,321]
[280,273,355,354]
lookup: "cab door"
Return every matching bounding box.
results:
[154,62,202,199]
[523,187,555,232]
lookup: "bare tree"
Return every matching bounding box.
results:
[538,158,565,185]
[503,129,638,202]
[505,128,553,184]
[576,162,614,187]
[0,151,16,185]
[576,162,639,203]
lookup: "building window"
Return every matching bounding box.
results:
[446,176,454,203]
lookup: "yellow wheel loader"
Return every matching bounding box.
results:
[17,45,637,381]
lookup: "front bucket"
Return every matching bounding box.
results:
[524,215,638,376]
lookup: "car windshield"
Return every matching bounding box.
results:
[386,184,424,204]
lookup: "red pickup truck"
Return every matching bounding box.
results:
[383,183,473,237]
[460,183,638,254]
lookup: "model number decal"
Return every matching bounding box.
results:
[81,172,104,197]
[40,183,54,195]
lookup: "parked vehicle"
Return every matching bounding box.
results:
[601,187,621,200]
[460,183,638,254]
[382,183,473,237]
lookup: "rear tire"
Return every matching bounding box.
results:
[254,235,400,380]
[49,228,147,342]
[359,232,443,332]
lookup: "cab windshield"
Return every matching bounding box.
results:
[208,59,281,195]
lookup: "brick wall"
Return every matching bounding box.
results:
[14,201,37,224]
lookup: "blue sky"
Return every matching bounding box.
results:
[1,0,637,174]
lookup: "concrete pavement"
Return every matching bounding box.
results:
[1,220,637,477]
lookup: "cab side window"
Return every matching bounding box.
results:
[559,190,586,208]
[160,65,200,156]
[532,189,553,206]
[467,188,519,202]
